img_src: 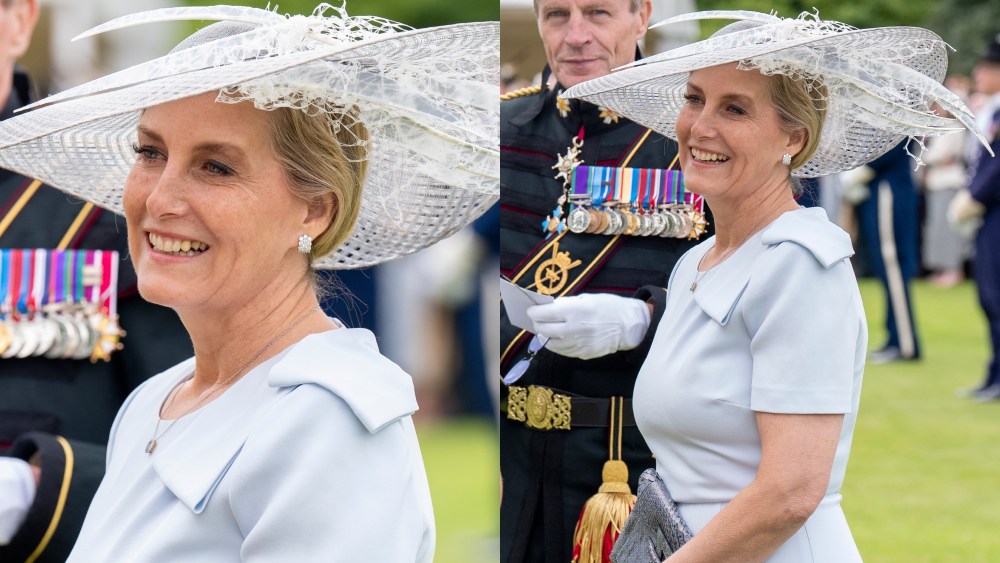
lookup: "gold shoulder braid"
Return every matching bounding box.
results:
[500,84,542,101]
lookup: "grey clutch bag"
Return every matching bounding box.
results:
[610,468,694,562]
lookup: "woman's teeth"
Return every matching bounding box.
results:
[148,232,209,256]
[691,148,729,162]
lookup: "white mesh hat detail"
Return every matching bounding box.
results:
[562,10,993,178]
[0,4,499,269]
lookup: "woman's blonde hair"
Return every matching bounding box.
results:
[767,73,827,193]
[265,107,369,269]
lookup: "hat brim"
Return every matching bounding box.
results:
[0,16,499,269]
[564,20,977,177]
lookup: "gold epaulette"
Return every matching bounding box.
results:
[500,85,542,101]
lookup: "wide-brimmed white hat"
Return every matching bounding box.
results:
[0,3,499,269]
[563,10,992,178]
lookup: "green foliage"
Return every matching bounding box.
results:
[692,0,935,37]
[180,0,497,27]
[846,279,1000,561]
[927,0,1000,76]
[689,0,1000,85]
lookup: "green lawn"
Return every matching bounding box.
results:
[419,417,499,563]
[844,279,1000,561]
[418,279,1000,563]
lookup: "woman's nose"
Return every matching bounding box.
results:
[688,109,716,140]
[141,165,189,218]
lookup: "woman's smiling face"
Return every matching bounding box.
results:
[123,92,313,315]
[675,63,803,200]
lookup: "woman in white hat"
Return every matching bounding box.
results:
[558,10,991,562]
[0,4,497,561]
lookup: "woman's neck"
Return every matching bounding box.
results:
[176,280,334,391]
[707,180,799,251]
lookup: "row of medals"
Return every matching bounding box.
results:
[0,304,123,361]
[566,202,702,238]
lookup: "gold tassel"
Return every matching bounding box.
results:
[571,397,637,563]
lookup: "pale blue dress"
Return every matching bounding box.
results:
[67,327,434,562]
[634,207,866,561]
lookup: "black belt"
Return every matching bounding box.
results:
[502,385,636,431]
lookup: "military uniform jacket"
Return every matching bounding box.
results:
[499,67,700,563]
[0,69,193,563]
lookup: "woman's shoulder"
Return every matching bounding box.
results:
[266,328,418,434]
[760,207,854,269]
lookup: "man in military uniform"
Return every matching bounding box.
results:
[0,0,191,560]
[854,140,923,364]
[961,33,1000,400]
[500,1,701,560]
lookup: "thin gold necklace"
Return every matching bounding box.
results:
[144,306,322,454]
[689,210,783,292]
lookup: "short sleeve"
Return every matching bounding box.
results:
[228,386,434,563]
[741,242,863,414]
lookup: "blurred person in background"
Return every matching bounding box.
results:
[850,140,924,364]
[920,97,971,289]
[955,32,1000,401]
[0,0,190,560]
[499,0,703,561]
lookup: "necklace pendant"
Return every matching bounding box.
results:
[145,439,157,454]
[689,281,697,292]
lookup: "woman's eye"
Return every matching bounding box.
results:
[727,105,747,115]
[131,143,162,161]
[683,94,702,105]
[205,161,234,176]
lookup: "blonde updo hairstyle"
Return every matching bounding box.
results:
[265,107,370,269]
[766,73,828,194]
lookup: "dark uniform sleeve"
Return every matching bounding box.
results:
[969,111,1000,208]
[624,285,669,365]
[0,433,105,563]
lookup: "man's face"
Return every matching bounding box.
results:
[973,59,1000,97]
[536,0,650,88]
[0,0,38,103]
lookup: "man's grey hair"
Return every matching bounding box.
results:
[533,0,644,17]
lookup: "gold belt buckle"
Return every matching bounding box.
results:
[507,385,571,430]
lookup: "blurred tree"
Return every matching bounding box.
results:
[690,0,1000,88]
[927,0,1000,77]
[692,0,934,38]
[181,0,496,27]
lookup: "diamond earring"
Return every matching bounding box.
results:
[782,153,792,166]
[297,234,312,254]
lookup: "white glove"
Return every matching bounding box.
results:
[0,457,36,545]
[839,165,874,205]
[948,189,986,231]
[526,293,651,360]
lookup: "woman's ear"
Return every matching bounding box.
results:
[786,127,807,158]
[303,193,336,236]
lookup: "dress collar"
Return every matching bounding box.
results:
[150,327,417,513]
[691,207,854,325]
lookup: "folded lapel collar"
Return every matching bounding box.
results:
[152,354,289,513]
[692,234,768,326]
[150,327,418,513]
[268,328,418,434]
[692,208,854,326]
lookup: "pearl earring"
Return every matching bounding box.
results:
[297,234,312,254]
[782,153,792,166]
